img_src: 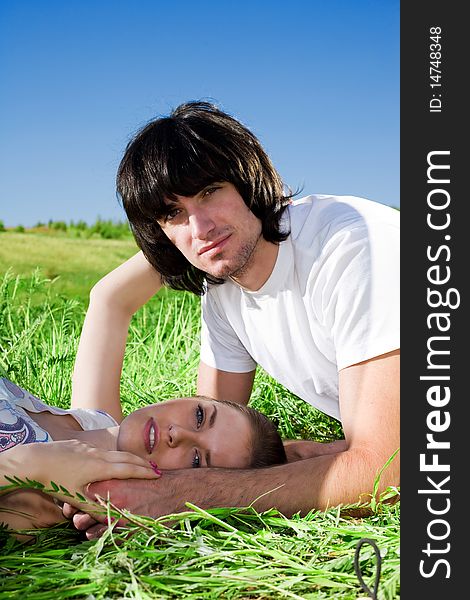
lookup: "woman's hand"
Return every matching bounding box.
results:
[2,440,160,512]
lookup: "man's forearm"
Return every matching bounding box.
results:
[184,447,398,514]
[89,446,399,519]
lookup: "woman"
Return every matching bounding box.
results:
[1,253,287,535]
[0,376,286,534]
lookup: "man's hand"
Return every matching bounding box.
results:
[283,439,348,462]
[86,472,194,518]
[64,472,193,539]
[65,468,249,539]
[62,502,108,540]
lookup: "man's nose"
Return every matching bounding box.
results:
[188,208,215,240]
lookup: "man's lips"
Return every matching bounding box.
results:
[144,418,160,454]
[198,234,231,256]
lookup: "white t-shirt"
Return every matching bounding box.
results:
[200,194,400,421]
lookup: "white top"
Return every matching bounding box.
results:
[0,377,118,452]
[200,194,400,421]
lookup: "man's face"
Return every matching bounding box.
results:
[157,182,263,281]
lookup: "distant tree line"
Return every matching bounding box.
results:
[0,218,133,240]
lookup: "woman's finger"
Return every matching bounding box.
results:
[86,447,160,469]
[104,450,160,467]
[91,462,162,482]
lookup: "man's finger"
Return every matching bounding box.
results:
[85,524,108,540]
[61,502,78,519]
[73,511,99,530]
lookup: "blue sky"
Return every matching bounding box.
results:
[0,0,399,227]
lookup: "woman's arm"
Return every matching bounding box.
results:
[0,443,71,533]
[0,489,64,535]
[71,251,162,422]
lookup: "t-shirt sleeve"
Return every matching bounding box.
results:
[312,218,400,371]
[72,408,119,430]
[200,290,257,373]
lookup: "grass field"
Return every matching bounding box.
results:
[0,231,138,299]
[0,233,399,599]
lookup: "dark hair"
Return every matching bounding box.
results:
[213,398,287,469]
[117,100,293,295]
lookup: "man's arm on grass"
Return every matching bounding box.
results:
[81,349,399,522]
[71,251,162,422]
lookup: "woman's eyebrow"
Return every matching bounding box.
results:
[209,405,217,428]
[205,406,217,467]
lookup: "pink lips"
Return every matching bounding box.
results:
[198,234,231,256]
[144,417,160,455]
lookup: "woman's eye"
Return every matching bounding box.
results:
[192,450,201,468]
[196,404,204,428]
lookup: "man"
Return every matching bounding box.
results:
[67,101,399,536]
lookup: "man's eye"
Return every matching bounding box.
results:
[164,208,181,222]
[203,186,219,197]
[196,404,204,428]
[192,450,201,468]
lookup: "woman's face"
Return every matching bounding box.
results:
[117,397,252,470]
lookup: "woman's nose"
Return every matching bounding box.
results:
[167,424,196,447]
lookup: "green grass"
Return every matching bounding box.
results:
[0,231,138,299]
[0,239,399,599]
[0,503,399,599]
